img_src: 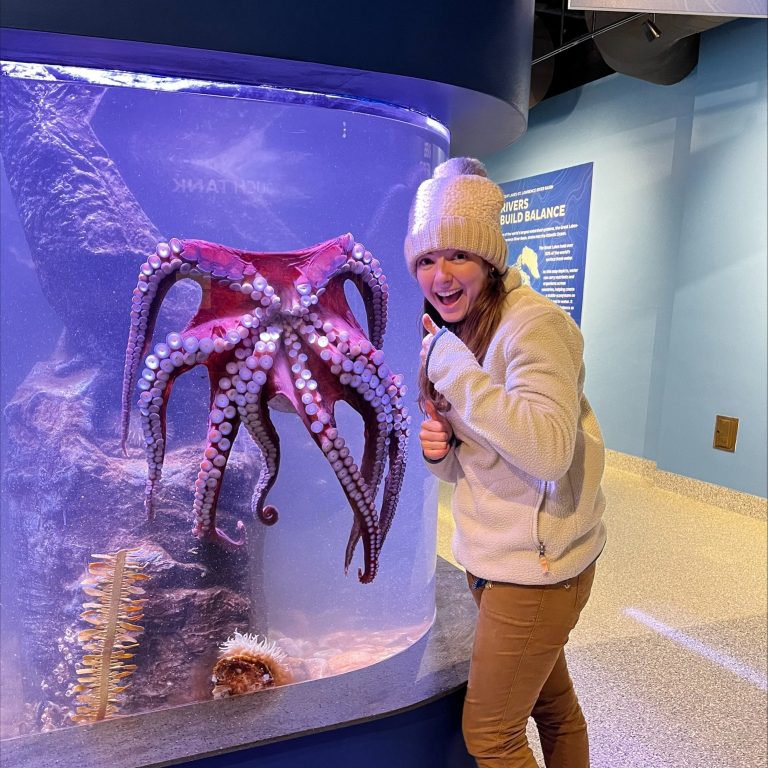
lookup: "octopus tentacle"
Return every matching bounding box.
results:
[296,314,387,480]
[267,237,393,560]
[121,237,187,452]
[378,394,410,544]
[139,321,249,522]
[339,356,407,554]
[310,236,388,350]
[293,316,409,567]
[192,377,246,551]
[343,422,408,565]
[301,326,404,487]
[296,321,391,492]
[336,390,408,558]
[231,328,282,526]
[136,331,214,517]
[282,323,381,583]
[341,242,389,350]
[319,423,381,584]
[240,406,280,526]
[122,238,279,452]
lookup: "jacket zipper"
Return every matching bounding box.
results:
[538,541,550,575]
[533,481,549,575]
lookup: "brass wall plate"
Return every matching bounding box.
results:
[713,415,739,452]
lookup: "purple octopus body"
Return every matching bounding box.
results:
[121,234,409,583]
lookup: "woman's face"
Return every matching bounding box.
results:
[415,249,489,323]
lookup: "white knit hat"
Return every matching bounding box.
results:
[404,157,508,276]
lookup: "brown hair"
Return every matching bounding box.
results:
[418,267,510,414]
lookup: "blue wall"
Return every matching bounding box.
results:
[485,19,767,498]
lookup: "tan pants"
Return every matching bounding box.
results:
[463,561,596,768]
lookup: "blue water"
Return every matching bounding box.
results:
[0,62,448,735]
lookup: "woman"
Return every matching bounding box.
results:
[405,157,606,768]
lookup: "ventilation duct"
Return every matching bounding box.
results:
[585,12,733,84]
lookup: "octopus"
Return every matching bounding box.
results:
[121,233,410,583]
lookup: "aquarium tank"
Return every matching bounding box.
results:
[0,59,448,736]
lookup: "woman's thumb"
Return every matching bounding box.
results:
[422,313,439,335]
[424,400,438,419]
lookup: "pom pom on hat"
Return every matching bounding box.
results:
[433,157,489,179]
[404,156,508,276]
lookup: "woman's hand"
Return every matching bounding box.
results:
[420,314,453,460]
[420,313,440,369]
[420,400,454,461]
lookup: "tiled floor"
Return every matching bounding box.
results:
[437,466,768,768]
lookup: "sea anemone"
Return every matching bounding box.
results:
[211,630,293,698]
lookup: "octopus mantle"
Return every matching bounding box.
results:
[121,234,410,583]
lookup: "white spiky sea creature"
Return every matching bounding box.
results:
[211,630,292,698]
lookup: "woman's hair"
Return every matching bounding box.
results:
[418,267,510,414]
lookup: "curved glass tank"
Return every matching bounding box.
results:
[0,59,448,736]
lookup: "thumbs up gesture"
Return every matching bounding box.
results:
[420,313,441,369]
[420,400,454,461]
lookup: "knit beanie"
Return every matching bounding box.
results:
[404,157,508,276]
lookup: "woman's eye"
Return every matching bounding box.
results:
[417,258,433,269]
[452,252,467,261]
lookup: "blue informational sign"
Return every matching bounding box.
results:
[499,163,593,326]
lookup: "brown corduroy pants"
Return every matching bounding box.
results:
[462,561,596,768]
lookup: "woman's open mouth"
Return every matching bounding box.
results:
[436,288,463,307]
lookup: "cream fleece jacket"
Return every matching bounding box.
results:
[424,270,606,585]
